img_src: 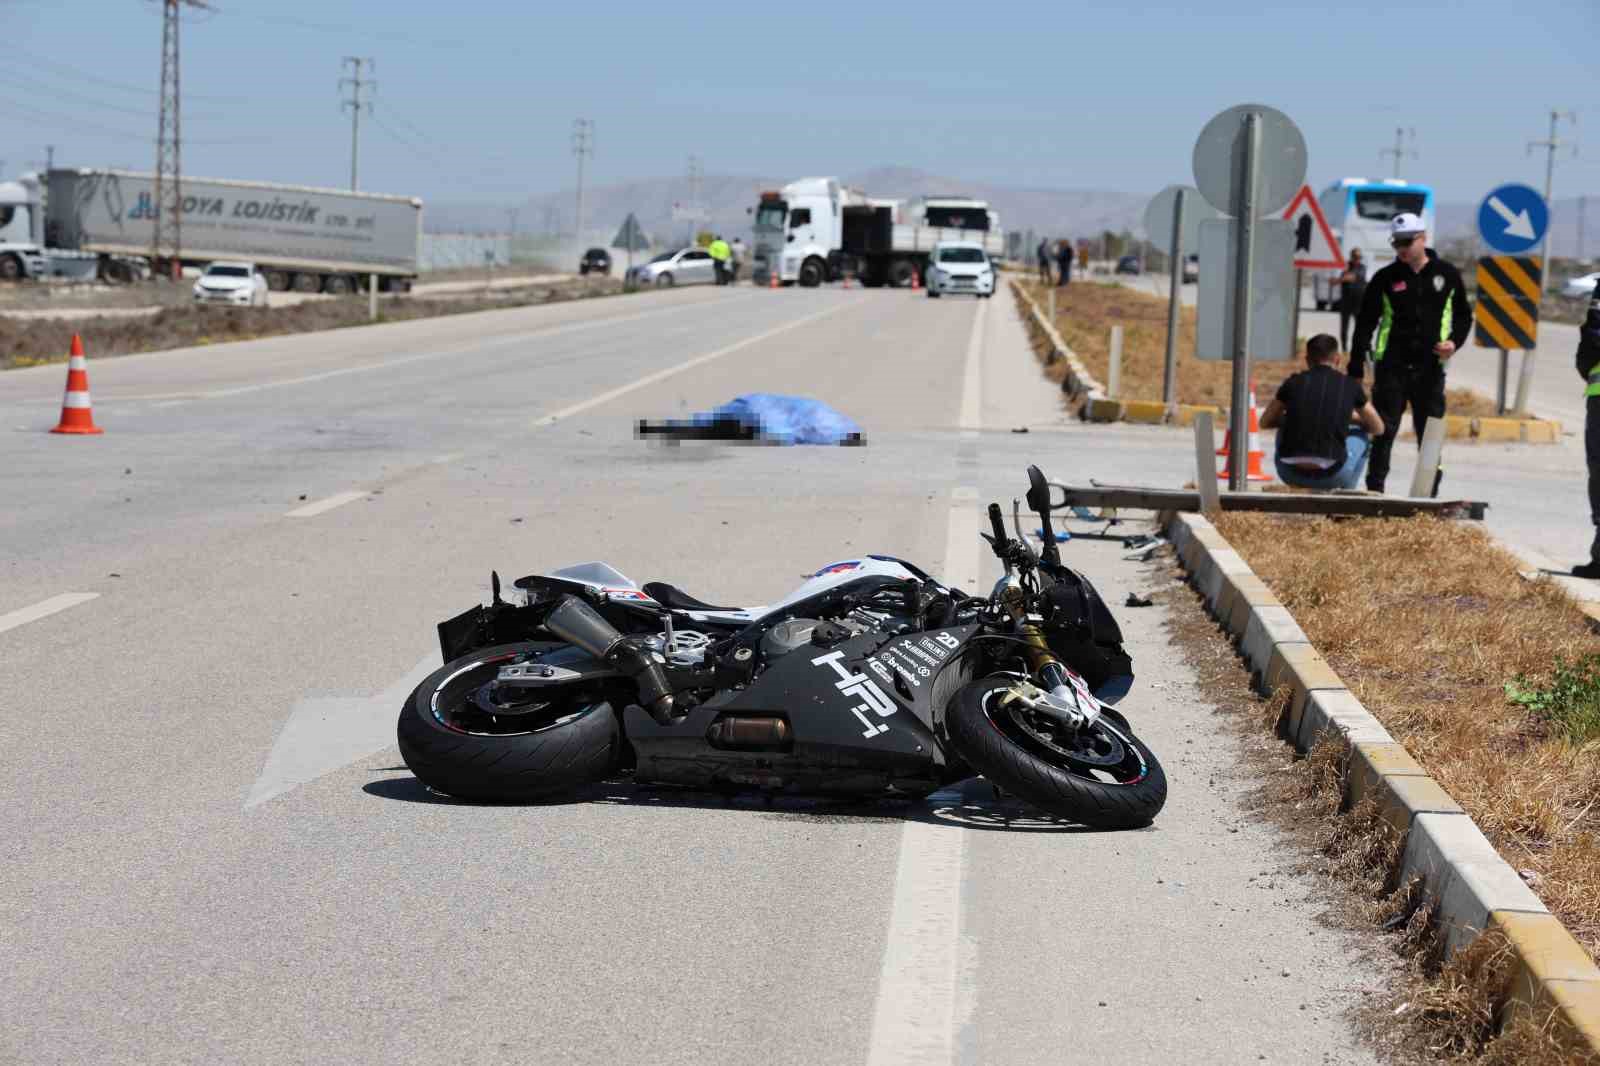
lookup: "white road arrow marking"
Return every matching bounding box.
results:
[245,652,437,809]
[1488,196,1537,240]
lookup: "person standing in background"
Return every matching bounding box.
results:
[1036,238,1053,284]
[1337,248,1367,352]
[1055,240,1074,288]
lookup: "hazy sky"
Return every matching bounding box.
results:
[7,0,1598,207]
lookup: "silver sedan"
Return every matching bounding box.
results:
[627,248,718,288]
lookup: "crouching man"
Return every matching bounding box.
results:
[1260,334,1386,490]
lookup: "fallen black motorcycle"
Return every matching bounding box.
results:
[397,466,1167,828]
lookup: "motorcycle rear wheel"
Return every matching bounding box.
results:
[397,642,621,801]
[946,676,1167,829]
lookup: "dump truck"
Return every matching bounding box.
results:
[1,168,422,292]
[750,177,1003,287]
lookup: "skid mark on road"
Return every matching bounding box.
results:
[0,592,99,636]
[530,300,859,427]
[285,490,369,518]
[245,653,437,809]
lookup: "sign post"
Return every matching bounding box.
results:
[1476,184,1550,416]
[1192,103,1306,490]
[1144,184,1221,418]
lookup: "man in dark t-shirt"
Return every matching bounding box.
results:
[1260,334,1386,490]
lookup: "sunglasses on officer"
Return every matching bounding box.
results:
[1390,233,1422,248]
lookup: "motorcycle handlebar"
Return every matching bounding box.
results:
[988,503,1008,552]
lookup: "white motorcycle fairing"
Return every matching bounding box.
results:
[538,555,943,626]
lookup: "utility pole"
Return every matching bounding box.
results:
[686,154,703,245]
[1580,195,1588,262]
[571,118,593,241]
[340,57,375,192]
[1527,109,1578,303]
[507,206,518,263]
[153,0,208,281]
[1378,127,1416,179]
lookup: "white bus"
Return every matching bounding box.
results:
[1310,178,1436,310]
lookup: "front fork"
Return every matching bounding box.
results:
[993,576,1100,729]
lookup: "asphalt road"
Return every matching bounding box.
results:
[2,283,1386,1064]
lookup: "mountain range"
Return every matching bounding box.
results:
[427,166,1596,260]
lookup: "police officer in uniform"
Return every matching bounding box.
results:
[1347,213,1472,495]
[1573,280,1600,578]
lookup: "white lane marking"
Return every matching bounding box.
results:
[863,488,984,1066]
[113,294,753,404]
[0,592,100,636]
[958,300,987,432]
[246,653,438,809]
[531,300,856,426]
[285,490,369,518]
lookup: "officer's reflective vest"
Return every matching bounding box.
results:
[1586,367,1600,397]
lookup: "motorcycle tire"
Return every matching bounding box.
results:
[397,642,621,801]
[945,676,1166,829]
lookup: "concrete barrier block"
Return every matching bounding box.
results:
[1179,525,1225,571]
[1261,642,1342,709]
[1371,774,1466,836]
[1120,400,1167,424]
[1474,417,1522,443]
[1347,740,1427,806]
[1491,911,1600,1013]
[1172,405,1223,428]
[1241,605,1309,675]
[1296,688,1393,752]
[1197,548,1253,613]
[1400,812,1547,955]
[1521,419,1561,443]
[1084,394,1121,422]
[1218,572,1279,636]
[1523,978,1600,1056]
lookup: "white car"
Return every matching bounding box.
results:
[926,242,994,299]
[626,247,718,288]
[193,261,269,307]
[1561,271,1600,300]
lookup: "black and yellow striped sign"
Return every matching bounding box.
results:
[1474,255,1541,350]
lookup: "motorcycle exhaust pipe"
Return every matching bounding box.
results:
[544,596,678,725]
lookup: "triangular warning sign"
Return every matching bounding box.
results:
[1280,185,1343,269]
[611,212,648,252]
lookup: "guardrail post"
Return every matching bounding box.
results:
[369,273,378,321]
[1108,325,1124,399]
[1194,412,1221,513]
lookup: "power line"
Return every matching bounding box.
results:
[0,71,227,121]
[9,45,246,101]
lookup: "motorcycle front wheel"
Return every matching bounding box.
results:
[946,676,1167,829]
[397,642,621,801]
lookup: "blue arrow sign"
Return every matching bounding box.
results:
[1477,183,1549,254]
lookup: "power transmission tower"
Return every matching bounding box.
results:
[1528,110,1578,300]
[153,0,209,281]
[1378,127,1417,178]
[340,57,375,192]
[571,118,593,241]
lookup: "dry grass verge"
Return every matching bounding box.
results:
[1014,278,1503,418]
[1216,513,1600,960]
[1158,551,1597,1063]
[0,278,623,370]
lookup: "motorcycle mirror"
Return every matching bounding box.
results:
[491,570,504,605]
[1025,465,1051,516]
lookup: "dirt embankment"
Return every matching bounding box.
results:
[1015,279,1508,419]
[1,277,624,370]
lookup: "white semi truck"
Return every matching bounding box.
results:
[750,177,1003,287]
[0,168,422,293]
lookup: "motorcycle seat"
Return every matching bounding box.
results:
[642,582,740,613]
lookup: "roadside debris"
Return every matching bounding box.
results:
[637,393,864,446]
[1125,593,1154,608]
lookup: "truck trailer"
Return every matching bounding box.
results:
[750,178,1003,288]
[1,168,422,293]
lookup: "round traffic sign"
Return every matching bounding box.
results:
[1476,183,1549,255]
[1143,185,1222,255]
[1191,104,1307,218]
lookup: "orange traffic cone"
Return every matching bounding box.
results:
[842,270,851,290]
[1216,383,1270,482]
[768,263,779,290]
[51,335,103,435]
[910,269,921,291]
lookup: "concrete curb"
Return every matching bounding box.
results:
[1159,508,1600,1055]
[1010,279,1559,442]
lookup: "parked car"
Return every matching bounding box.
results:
[579,248,611,276]
[192,261,268,307]
[627,247,717,287]
[1182,254,1199,284]
[925,241,995,299]
[1115,255,1142,276]
[1562,270,1600,299]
